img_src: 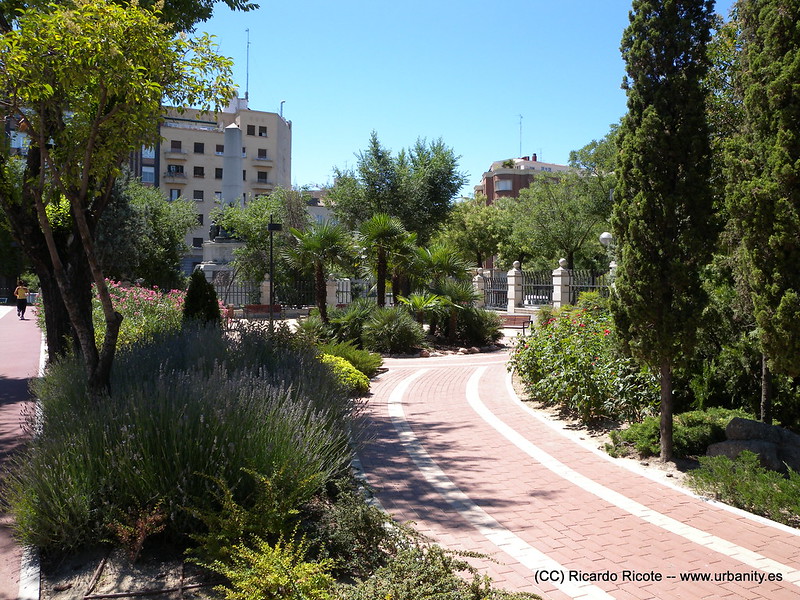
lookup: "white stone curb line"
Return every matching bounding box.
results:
[18,333,46,600]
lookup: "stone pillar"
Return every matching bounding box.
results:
[325,275,338,310]
[507,261,523,314]
[552,258,571,308]
[473,268,486,308]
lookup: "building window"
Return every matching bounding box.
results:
[193,190,204,201]
[257,148,267,159]
[495,179,513,191]
[246,124,255,136]
[141,166,155,184]
[169,189,181,201]
[215,168,223,179]
[257,172,268,183]
[214,191,222,200]
[193,166,205,178]
[242,147,247,158]
[142,146,155,159]
[192,237,203,248]
[242,170,247,181]
[258,126,267,137]
[197,214,204,225]
[167,164,184,174]
[215,144,224,155]
[194,142,204,154]
[170,140,182,151]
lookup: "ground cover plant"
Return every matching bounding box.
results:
[320,354,371,397]
[604,407,752,459]
[687,451,800,528]
[5,324,361,553]
[508,293,658,423]
[318,340,382,378]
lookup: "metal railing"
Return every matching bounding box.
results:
[522,270,553,306]
[569,270,611,305]
[275,275,315,309]
[484,271,508,310]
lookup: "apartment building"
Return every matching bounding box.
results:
[142,97,292,271]
[474,154,571,203]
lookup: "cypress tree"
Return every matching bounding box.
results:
[183,269,222,327]
[725,0,800,409]
[613,0,716,460]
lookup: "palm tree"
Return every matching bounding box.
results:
[359,213,408,307]
[286,222,352,323]
[414,243,473,289]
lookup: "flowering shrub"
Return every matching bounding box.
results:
[508,296,658,424]
[93,280,185,348]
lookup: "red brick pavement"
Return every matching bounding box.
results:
[356,352,800,600]
[0,307,43,600]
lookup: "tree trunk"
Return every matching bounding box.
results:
[761,354,773,425]
[315,262,328,323]
[376,249,386,308]
[660,358,674,462]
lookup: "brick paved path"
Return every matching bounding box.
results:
[357,351,800,600]
[0,306,43,600]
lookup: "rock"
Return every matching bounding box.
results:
[457,347,468,354]
[468,347,480,354]
[721,418,800,473]
[419,349,430,358]
[707,440,784,472]
[726,417,782,444]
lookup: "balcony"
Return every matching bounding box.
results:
[163,149,187,160]
[251,179,274,191]
[162,171,187,182]
[252,156,274,167]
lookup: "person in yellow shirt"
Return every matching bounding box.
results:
[13,279,29,320]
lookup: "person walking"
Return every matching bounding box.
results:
[13,279,29,320]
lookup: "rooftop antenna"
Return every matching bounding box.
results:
[518,114,523,158]
[245,28,251,101]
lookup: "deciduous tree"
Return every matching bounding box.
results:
[329,132,466,244]
[0,0,233,396]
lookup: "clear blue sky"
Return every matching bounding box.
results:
[200,0,736,195]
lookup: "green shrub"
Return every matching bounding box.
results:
[320,354,371,397]
[296,313,333,343]
[508,301,658,424]
[328,298,376,346]
[362,307,425,354]
[319,340,382,378]
[687,451,800,528]
[203,534,335,600]
[187,468,322,564]
[90,280,185,348]
[335,541,540,600]
[301,479,404,578]
[456,307,504,346]
[182,269,221,326]
[6,324,359,553]
[606,407,751,459]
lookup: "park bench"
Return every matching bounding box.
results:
[242,304,282,319]
[500,314,532,335]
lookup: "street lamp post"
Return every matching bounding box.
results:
[268,214,282,332]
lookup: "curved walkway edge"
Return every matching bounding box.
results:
[356,351,800,600]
